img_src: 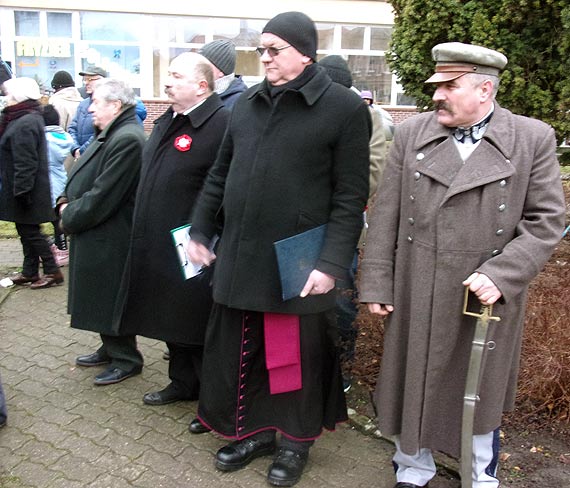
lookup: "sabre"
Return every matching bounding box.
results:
[461,287,501,488]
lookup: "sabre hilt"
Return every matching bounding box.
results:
[462,287,501,323]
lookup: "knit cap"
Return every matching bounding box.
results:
[262,11,317,61]
[3,77,41,103]
[200,40,236,75]
[51,70,75,90]
[319,55,352,88]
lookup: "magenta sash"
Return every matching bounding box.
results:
[263,312,302,394]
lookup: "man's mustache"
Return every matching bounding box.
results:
[434,101,452,112]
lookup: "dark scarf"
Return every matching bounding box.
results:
[0,99,42,139]
[266,63,319,101]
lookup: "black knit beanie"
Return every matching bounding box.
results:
[319,55,352,88]
[262,11,317,60]
[51,70,75,90]
[200,40,236,75]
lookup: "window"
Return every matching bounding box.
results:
[341,26,365,50]
[15,11,40,37]
[349,55,392,104]
[371,27,391,51]
[47,12,72,37]
[316,23,335,50]
[80,12,145,42]
[214,19,264,47]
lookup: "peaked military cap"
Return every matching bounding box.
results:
[425,42,508,83]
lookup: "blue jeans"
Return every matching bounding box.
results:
[0,373,7,424]
[335,251,359,366]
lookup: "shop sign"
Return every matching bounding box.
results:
[16,40,72,58]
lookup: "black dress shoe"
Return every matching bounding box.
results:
[395,482,428,488]
[76,351,111,367]
[215,436,276,471]
[94,366,141,386]
[267,448,309,486]
[143,386,189,405]
[11,273,39,285]
[188,418,211,434]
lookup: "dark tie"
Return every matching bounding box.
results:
[452,112,493,144]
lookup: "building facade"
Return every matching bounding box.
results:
[0,0,417,108]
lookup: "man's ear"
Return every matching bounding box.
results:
[196,79,209,96]
[480,79,494,102]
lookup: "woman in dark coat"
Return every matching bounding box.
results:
[0,77,63,289]
[59,79,146,386]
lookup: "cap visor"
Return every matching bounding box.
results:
[425,71,467,83]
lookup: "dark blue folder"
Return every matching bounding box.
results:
[273,224,327,301]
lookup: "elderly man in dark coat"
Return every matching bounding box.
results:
[117,52,229,407]
[59,79,146,386]
[359,43,565,488]
[187,11,370,487]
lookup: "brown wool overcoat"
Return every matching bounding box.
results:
[358,103,566,457]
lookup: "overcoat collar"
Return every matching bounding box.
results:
[414,103,516,159]
[67,106,137,182]
[248,64,332,107]
[417,103,516,200]
[152,92,225,143]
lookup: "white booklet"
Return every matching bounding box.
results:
[170,224,218,280]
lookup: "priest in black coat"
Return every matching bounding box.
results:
[117,52,229,405]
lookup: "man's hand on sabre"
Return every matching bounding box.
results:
[300,270,335,298]
[186,240,216,267]
[463,272,502,305]
[366,303,394,316]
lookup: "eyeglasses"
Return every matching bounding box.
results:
[255,45,291,57]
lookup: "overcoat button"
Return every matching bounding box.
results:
[414,171,421,180]
[498,203,506,212]
[499,180,507,187]
[410,195,415,201]
[416,153,425,160]
[408,218,415,225]
[492,249,501,256]
[496,229,504,235]
[407,236,413,242]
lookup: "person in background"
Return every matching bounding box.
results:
[59,79,146,386]
[187,12,370,486]
[49,70,82,131]
[117,52,229,411]
[0,77,63,289]
[199,39,248,109]
[359,42,565,488]
[41,104,73,267]
[360,89,395,141]
[319,54,387,393]
[68,67,107,159]
[68,67,147,160]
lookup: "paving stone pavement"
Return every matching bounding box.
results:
[0,238,460,488]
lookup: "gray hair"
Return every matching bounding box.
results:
[465,72,500,98]
[92,78,136,108]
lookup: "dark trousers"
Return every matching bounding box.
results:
[15,222,58,276]
[166,342,203,399]
[335,251,359,366]
[98,334,143,371]
[0,373,7,424]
